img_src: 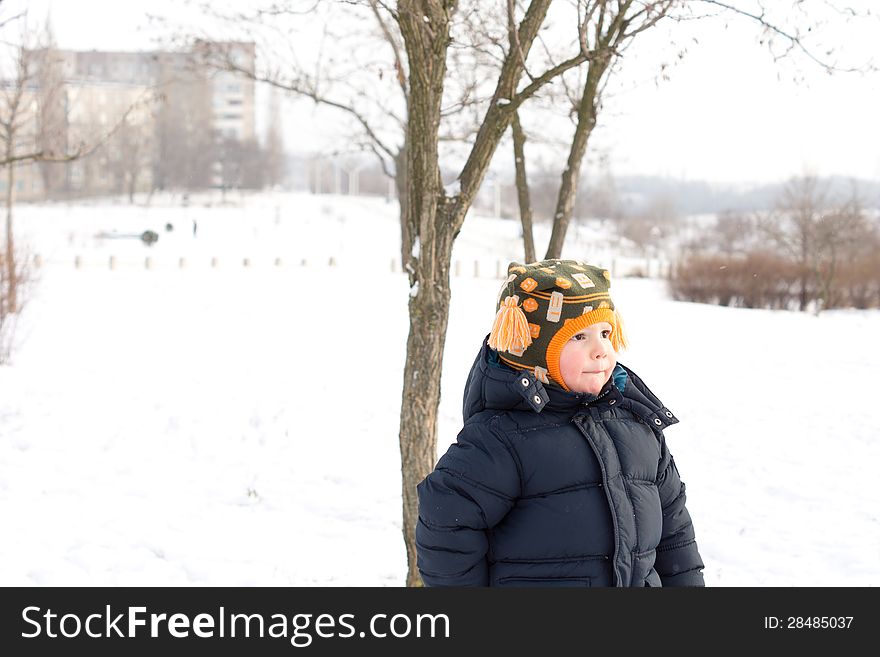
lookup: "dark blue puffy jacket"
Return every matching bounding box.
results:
[416,338,705,587]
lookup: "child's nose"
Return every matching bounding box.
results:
[591,342,607,359]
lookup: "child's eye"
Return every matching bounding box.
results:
[601,329,611,339]
[573,333,587,341]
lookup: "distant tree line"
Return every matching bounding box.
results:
[670,177,880,312]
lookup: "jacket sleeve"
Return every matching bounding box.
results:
[654,434,705,587]
[416,421,521,586]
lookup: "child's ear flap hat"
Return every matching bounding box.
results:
[488,259,628,391]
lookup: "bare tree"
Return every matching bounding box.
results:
[263,86,285,188]
[761,176,826,311]
[152,55,215,192]
[543,2,677,258]
[1,27,60,314]
[105,103,157,202]
[33,25,67,198]
[759,177,872,312]
[812,195,870,311]
[1,14,159,316]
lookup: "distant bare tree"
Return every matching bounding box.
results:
[1,13,158,316]
[263,87,285,188]
[33,26,67,198]
[810,189,871,311]
[760,176,827,311]
[714,211,758,256]
[152,59,215,192]
[1,25,65,314]
[837,222,880,309]
[113,111,155,202]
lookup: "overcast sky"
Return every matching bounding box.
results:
[6,0,879,185]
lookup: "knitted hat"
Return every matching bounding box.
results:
[487,259,628,391]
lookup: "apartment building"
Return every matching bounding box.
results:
[2,42,256,200]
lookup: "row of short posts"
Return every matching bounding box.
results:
[61,255,493,275]
[63,257,511,278]
[41,255,655,279]
[59,256,340,270]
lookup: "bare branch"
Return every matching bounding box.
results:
[0,89,161,168]
[365,141,395,178]
[508,0,534,82]
[512,52,590,109]
[0,10,27,32]
[696,0,867,73]
[369,0,408,94]
[199,43,400,162]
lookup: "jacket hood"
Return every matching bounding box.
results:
[462,335,679,430]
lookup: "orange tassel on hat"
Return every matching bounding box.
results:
[611,308,629,352]
[487,295,533,354]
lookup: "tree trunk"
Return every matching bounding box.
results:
[128,168,138,204]
[511,111,536,263]
[396,0,553,587]
[5,159,16,315]
[544,55,608,260]
[799,240,809,311]
[395,147,414,273]
[399,224,456,587]
[397,1,454,587]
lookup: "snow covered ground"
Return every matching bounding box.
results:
[1,192,878,586]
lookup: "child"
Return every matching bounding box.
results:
[416,259,705,587]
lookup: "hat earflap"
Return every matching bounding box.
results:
[487,295,533,354]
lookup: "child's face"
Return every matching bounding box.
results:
[558,322,617,395]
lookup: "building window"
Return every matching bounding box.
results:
[228,99,242,106]
[226,83,241,93]
[221,113,241,121]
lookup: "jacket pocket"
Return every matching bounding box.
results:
[497,576,591,588]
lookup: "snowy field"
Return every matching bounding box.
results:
[1,192,878,586]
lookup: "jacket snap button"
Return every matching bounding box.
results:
[533,395,542,404]
[521,378,530,387]
[609,399,616,405]
[653,418,662,425]
[665,411,673,418]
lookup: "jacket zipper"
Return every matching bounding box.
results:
[580,387,611,407]
[574,412,623,587]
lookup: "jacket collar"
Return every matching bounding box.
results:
[462,336,679,431]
